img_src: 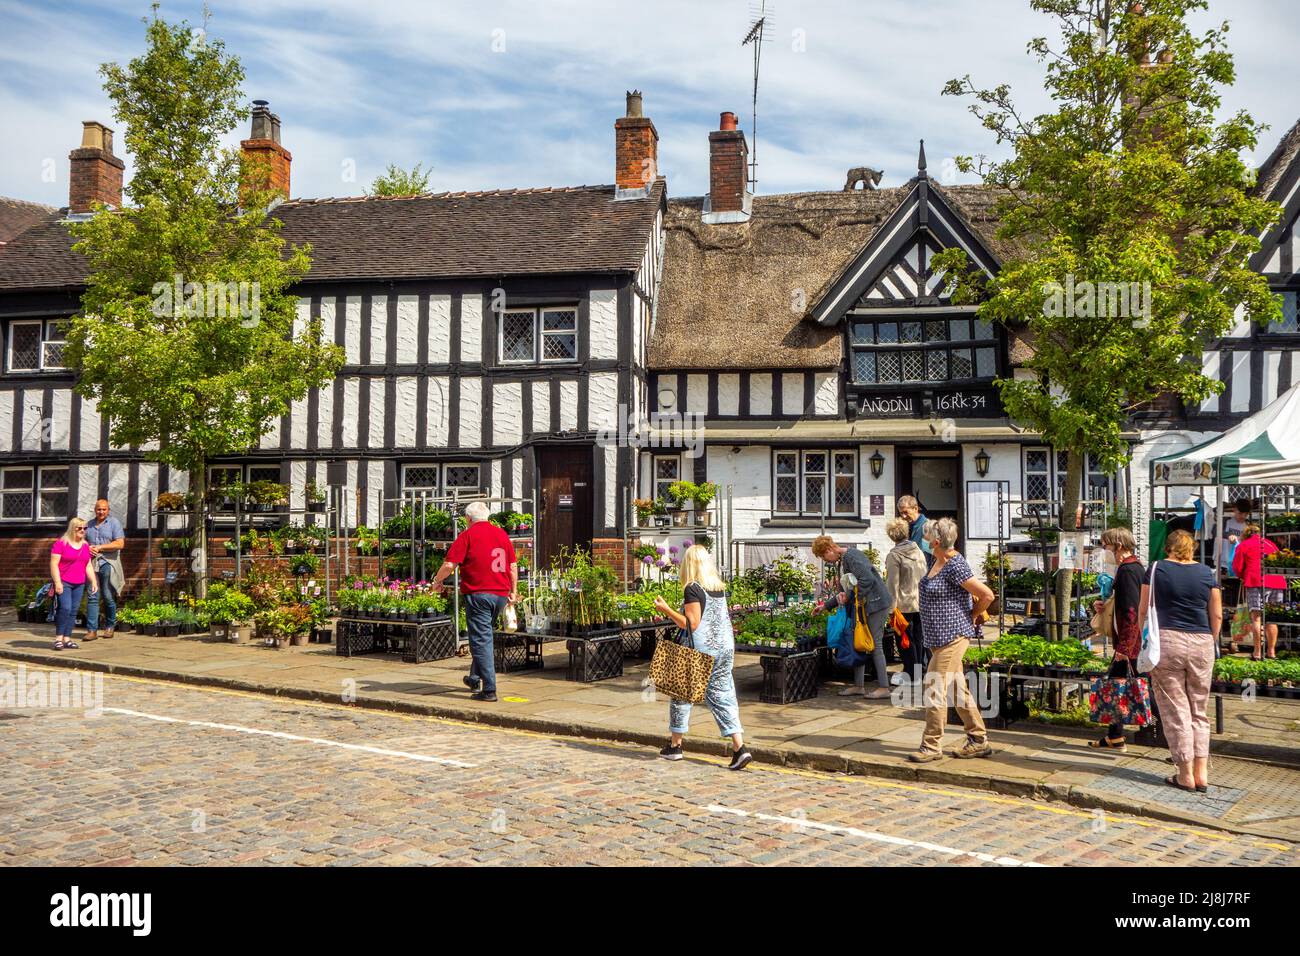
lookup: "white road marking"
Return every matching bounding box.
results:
[704,804,1045,866]
[102,707,476,768]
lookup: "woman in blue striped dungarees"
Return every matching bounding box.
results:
[652,545,754,771]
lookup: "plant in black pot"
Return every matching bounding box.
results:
[290,553,320,577]
[247,480,289,514]
[305,479,327,513]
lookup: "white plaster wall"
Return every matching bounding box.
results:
[365,460,385,526]
[1230,351,1251,412]
[341,378,360,448]
[21,394,42,452]
[459,376,482,447]
[461,294,483,365]
[394,376,419,447]
[589,286,618,360]
[289,461,307,511]
[367,378,386,450]
[603,444,618,529]
[316,385,334,449]
[260,413,281,451]
[1264,351,1282,406]
[395,294,419,364]
[426,376,449,447]
[428,294,452,364]
[813,373,838,416]
[558,380,579,431]
[50,389,71,451]
[344,296,362,365]
[76,464,99,519]
[135,463,159,523]
[78,395,100,453]
[290,396,308,449]
[369,295,388,366]
[531,380,550,435]
[717,374,740,415]
[685,374,708,414]
[1200,352,1221,414]
[0,391,11,453]
[294,297,309,340]
[493,381,523,446]
[781,372,804,416]
[588,371,618,432]
[319,296,334,347]
[750,373,773,416]
[108,463,129,518]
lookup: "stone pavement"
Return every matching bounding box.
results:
[2,669,1295,866]
[3,612,1300,845]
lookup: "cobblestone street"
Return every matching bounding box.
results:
[2,668,1296,866]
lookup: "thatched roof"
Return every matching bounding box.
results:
[1255,117,1300,203]
[651,181,1011,370]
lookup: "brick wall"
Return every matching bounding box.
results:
[708,127,748,212]
[68,146,125,213]
[1,534,536,602]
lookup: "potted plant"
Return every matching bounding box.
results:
[691,482,719,526]
[665,480,696,528]
[209,480,244,514]
[632,498,661,528]
[305,479,327,513]
[246,480,289,513]
[355,525,379,556]
[155,491,186,512]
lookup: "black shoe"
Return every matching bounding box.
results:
[659,743,683,761]
[470,691,497,702]
[463,675,482,691]
[727,748,754,771]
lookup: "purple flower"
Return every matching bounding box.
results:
[669,546,679,554]
[642,556,653,565]
[656,546,666,556]
[681,539,692,549]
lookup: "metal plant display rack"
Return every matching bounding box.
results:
[621,485,730,589]
[212,488,340,608]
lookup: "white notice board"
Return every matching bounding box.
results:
[965,481,1007,540]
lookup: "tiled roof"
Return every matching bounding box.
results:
[0,197,56,245]
[0,182,665,292]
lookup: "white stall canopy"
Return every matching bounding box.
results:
[1151,383,1300,486]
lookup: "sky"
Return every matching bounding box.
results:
[1,0,1296,207]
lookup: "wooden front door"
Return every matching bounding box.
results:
[537,445,594,568]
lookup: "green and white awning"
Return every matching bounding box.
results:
[1151,383,1300,486]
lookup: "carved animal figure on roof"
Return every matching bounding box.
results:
[843,167,884,191]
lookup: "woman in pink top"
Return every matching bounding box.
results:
[1231,524,1285,660]
[49,517,98,650]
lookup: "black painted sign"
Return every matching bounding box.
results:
[854,387,1002,419]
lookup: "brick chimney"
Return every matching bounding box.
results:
[614,90,658,200]
[240,100,292,202]
[68,121,125,213]
[704,111,750,223]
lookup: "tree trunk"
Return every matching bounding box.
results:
[190,464,208,599]
[1053,449,1086,641]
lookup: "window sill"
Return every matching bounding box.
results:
[761,516,870,529]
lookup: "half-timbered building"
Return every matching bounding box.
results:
[0,97,665,591]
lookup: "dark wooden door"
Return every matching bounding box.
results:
[537,445,594,568]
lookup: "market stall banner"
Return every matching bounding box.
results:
[1151,383,1300,486]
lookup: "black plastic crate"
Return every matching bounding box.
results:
[759,650,819,704]
[494,631,545,672]
[403,619,457,663]
[566,634,624,682]
[336,619,377,657]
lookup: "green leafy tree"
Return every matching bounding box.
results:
[367,163,432,197]
[932,0,1281,634]
[67,8,344,594]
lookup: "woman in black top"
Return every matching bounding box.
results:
[1090,528,1145,751]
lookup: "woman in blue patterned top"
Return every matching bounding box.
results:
[909,517,995,763]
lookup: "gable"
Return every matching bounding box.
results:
[810,177,1002,324]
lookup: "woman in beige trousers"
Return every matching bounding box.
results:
[1138,530,1222,793]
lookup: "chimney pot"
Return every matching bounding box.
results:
[614,91,657,198]
[705,112,750,221]
[241,100,292,201]
[68,120,125,213]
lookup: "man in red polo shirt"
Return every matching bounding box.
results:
[431,501,518,702]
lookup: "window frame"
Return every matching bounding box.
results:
[847,312,1000,387]
[6,320,44,372]
[772,448,859,517]
[497,305,582,365]
[1261,290,1300,337]
[399,462,483,497]
[36,465,69,522]
[0,466,36,523]
[652,454,681,502]
[41,320,67,370]
[1022,446,1118,515]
